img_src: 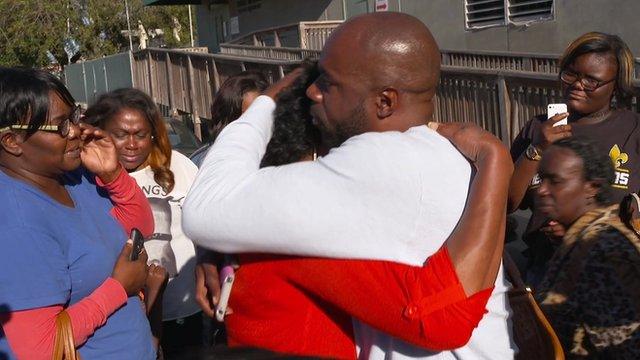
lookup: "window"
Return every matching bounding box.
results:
[508,0,554,23]
[465,0,554,30]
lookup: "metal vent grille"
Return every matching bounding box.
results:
[465,0,507,29]
[508,0,554,23]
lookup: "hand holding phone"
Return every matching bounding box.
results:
[129,228,145,261]
[547,103,568,126]
[112,231,148,296]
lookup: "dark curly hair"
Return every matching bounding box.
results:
[260,61,321,167]
[209,71,269,141]
[550,138,615,205]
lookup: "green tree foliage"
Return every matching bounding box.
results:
[0,0,195,67]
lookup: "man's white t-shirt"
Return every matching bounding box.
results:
[183,96,515,358]
[131,150,200,321]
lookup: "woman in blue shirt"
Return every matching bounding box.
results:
[0,67,155,359]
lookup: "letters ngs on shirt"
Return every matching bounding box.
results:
[143,184,168,197]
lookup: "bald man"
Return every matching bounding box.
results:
[184,12,514,359]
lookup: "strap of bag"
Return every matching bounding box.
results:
[503,251,565,359]
[53,310,80,360]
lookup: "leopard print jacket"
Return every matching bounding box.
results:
[535,205,640,358]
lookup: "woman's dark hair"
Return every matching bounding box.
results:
[559,32,636,108]
[0,67,75,137]
[84,88,175,193]
[209,71,269,141]
[551,138,615,205]
[261,61,320,167]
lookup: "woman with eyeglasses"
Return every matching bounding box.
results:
[0,67,156,359]
[85,88,202,357]
[508,32,640,285]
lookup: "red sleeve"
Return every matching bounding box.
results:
[279,246,493,350]
[0,278,128,360]
[96,167,154,238]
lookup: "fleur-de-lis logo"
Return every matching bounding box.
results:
[609,144,629,168]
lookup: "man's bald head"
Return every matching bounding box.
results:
[325,12,441,93]
[306,12,442,147]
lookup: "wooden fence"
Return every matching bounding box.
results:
[128,48,578,144]
[68,46,640,144]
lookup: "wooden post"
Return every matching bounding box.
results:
[186,55,202,141]
[496,75,511,145]
[165,52,175,113]
[211,59,221,92]
[146,50,155,102]
[298,23,307,49]
[274,30,281,47]
[523,56,533,72]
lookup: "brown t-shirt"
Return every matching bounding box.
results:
[511,109,640,263]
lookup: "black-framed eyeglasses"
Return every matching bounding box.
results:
[560,70,616,92]
[0,105,82,138]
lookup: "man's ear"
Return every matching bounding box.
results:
[375,88,399,119]
[0,132,23,156]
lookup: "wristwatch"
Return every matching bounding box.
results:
[525,144,542,161]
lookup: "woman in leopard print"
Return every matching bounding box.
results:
[535,138,640,358]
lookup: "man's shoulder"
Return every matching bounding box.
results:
[323,126,471,184]
[342,126,469,167]
[342,125,460,154]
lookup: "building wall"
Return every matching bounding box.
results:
[406,0,640,55]
[195,0,640,56]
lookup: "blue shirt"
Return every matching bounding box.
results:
[0,169,154,360]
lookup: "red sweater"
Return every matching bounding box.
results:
[226,247,493,358]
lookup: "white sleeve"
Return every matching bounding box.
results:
[182,96,422,262]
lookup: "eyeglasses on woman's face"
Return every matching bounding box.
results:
[560,70,616,92]
[0,105,82,138]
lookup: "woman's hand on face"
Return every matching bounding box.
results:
[428,121,512,171]
[112,240,149,297]
[79,123,121,183]
[532,113,571,150]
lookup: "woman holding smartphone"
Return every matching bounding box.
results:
[508,32,640,284]
[0,68,155,359]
